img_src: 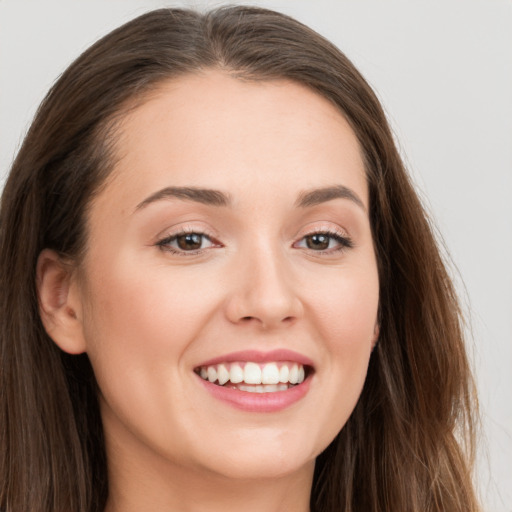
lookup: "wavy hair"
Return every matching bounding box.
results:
[0,6,479,511]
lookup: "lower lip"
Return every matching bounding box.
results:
[197,376,312,412]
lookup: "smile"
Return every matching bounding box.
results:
[195,361,306,393]
[194,350,314,412]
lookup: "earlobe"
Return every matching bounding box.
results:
[36,249,86,354]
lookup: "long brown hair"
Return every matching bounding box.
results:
[0,6,479,511]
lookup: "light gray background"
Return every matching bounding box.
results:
[1,1,511,510]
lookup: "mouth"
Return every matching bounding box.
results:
[194,350,314,412]
[194,361,311,393]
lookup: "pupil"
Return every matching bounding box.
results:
[307,234,329,250]
[177,233,202,250]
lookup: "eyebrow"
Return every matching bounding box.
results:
[295,185,366,211]
[135,186,231,210]
[135,184,365,212]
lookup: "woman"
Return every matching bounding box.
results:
[0,6,479,512]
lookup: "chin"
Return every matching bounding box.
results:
[203,452,316,481]
[188,428,322,481]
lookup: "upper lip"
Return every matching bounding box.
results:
[196,349,314,368]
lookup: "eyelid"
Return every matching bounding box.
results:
[292,223,354,253]
[155,224,222,255]
[153,221,354,256]
[154,222,218,242]
[294,221,351,240]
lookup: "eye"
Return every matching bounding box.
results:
[157,231,216,254]
[295,231,353,252]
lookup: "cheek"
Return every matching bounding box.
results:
[82,259,212,349]
[79,262,193,396]
[79,255,230,411]
[79,261,223,449]
[310,263,379,349]
[303,262,379,432]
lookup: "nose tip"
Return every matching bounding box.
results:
[227,297,303,330]
[235,301,301,329]
[224,252,303,329]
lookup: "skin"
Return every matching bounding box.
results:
[38,71,379,512]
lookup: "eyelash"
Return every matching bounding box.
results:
[156,228,219,256]
[156,228,353,256]
[294,229,354,254]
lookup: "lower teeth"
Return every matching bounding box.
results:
[227,383,291,393]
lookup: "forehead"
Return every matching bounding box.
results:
[99,70,368,210]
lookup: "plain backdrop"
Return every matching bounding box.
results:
[1,1,511,510]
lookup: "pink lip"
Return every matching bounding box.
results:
[195,350,314,412]
[197,349,314,367]
[196,374,312,413]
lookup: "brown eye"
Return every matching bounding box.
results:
[157,232,216,253]
[294,231,353,253]
[305,234,330,250]
[176,233,203,250]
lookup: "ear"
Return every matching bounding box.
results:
[36,249,86,354]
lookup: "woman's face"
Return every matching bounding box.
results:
[76,71,379,482]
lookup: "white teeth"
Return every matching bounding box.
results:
[244,362,262,384]
[229,363,244,384]
[217,364,230,385]
[261,362,280,384]
[238,384,285,393]
[197,361,309,390]
[207,366,217,383]
[289,364,299,384]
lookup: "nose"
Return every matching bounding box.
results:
[224,243,304,329]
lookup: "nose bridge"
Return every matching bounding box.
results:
[225,236,302,328]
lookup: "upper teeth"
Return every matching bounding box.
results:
[197,362,306,386]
